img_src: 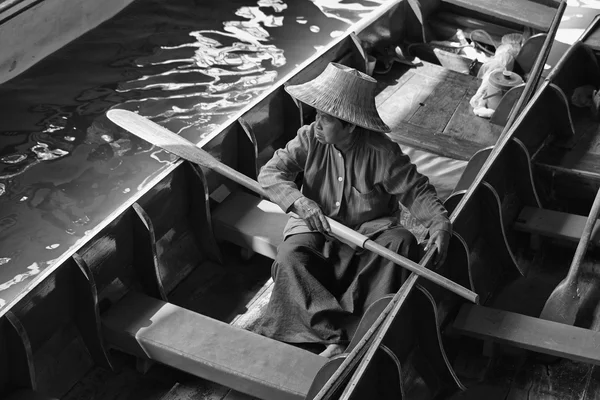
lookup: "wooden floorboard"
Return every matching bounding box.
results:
[169,243,272,323]
[408,78,468,132]
[443,86,502,146]
[387,121,486,160]
[448,355,600,400]
[535,107,600,179]
[376,61,498,160]
[374,64,415,106]
[230,278,273,331]
[536,150,600,182]
[62,351,229,400]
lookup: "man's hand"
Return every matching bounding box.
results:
[425,230,451,266]
[291,197,331,234]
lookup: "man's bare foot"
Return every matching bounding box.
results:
[319,343,347,358]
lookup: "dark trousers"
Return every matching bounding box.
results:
[254,226,418,344]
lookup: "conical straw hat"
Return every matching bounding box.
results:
[285,62,390,133]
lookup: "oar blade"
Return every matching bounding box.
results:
[539,278,578,326]
[106,109,219,170]
[540,187,600,326]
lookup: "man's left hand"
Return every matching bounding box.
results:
[425,230,451,266]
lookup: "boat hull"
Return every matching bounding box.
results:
[0,0,135,84]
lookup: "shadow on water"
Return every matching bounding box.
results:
[0,0,385,311]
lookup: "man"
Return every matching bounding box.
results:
[256,62,451,358]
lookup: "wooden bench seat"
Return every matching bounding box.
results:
[102,291,326,400]
[212,191,289,260]
[514,206,600,244]
[212,195,598,257]
[441,0,556,32]
[452,304,600,364]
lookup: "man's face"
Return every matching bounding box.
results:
[314,110,352,144]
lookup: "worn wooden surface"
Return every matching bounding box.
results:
[536,110,600,180]
[212,191,288,260]
[448,357,600,400]
[102,291,326,400]
[535,54,600,211]
[537,37,600,188]
[445,224,600,399]
[442,0,556,32]
[376,62,502,160]
[453,304,600,364]
[515,206,600,244]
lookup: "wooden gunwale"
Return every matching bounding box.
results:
[0,0,403,321]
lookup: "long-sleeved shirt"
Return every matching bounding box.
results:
[258,122,451,240]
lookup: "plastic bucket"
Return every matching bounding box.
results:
[486,69,524,110]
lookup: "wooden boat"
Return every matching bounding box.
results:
[414,14,600,398]
[0,0,567,399]
[0,0,137,84]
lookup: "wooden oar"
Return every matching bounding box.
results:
[106,109,478,303]
[540,187,600,325]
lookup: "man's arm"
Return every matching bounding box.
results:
[383,148,451,264]
[258,125,310,213]
[258,125,331,234]
[384,151,450,231]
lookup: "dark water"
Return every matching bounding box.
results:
[0,0,386,313]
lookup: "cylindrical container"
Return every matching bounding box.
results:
[366,55,376,76]
[486,69,524,110]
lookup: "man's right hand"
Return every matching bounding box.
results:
[291,196,331,234]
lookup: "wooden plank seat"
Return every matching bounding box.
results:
[514,206,600,244]
[452,304,600,364]
[102,291,326,400]
[212,191,289,260]
[210,194,598,263]
[441,0,556,32]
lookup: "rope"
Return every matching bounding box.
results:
[469,29,497,55]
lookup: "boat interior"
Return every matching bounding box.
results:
[438,14,600,398]
[11,0,600,399]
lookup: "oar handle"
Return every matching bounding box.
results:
[329,220,477,302]
[106,109,478,303]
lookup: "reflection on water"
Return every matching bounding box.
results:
[0,0,385,312]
